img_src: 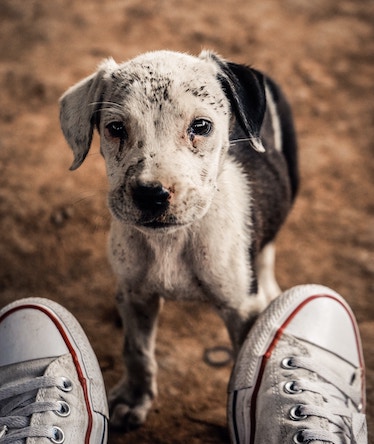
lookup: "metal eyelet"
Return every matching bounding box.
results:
[54,400,71,417]
[284,381,303,394]
[289,405,308,421]
[58,377,73,392]
[281,357,298,369]
[50,426,65,443]
[293,430,306,443]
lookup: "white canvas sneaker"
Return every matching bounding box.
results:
[227,284,367,444]
[0,298,109,443]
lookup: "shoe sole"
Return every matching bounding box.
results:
[227,284,365,444]
[0,297,109,444]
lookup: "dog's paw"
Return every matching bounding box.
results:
[108,380,154,431]
[109,400,151,431]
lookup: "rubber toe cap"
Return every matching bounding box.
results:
[0,305,69,366]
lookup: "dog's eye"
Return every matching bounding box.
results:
[189,119,212,138]
[105,122,127,140]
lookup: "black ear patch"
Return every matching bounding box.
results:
[216,60,266,151]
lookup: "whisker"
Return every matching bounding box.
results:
[230,137,266,153]
[229,137,255,145]
[89,101,124,111]
[71,193,103,207]
[91,108,123,117]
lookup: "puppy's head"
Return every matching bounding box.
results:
[59,50,265,230]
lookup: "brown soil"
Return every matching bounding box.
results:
[0,0,373,442]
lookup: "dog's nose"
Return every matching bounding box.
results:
[132,180,171,214]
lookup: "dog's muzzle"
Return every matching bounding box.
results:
[132,180,171,223]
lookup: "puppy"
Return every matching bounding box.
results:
[59,50,298,430]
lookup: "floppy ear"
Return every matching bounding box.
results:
[59,59,117,170]
[201,51,266,152]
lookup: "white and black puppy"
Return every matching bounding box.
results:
[59,50,298,430]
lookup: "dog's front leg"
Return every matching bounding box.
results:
[109,289,161,431]
[217,294,268,356]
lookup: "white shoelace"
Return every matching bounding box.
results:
[287,356,367,444]
[0,375,67,443]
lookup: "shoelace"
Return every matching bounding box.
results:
[0,375,71,443]
[285,356,367,444]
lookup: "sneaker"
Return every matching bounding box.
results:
[227,284,367,444]
[0,298,109,443]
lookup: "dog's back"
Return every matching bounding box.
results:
[229,73,298,255]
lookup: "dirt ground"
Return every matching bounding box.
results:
[0,0,373,442]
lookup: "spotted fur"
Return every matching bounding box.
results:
[59,50,298,431]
